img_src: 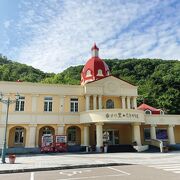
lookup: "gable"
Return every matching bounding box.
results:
[84,76,138,96]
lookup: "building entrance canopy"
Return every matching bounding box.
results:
[80,109,145,124]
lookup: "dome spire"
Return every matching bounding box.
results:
[91,43,99,57]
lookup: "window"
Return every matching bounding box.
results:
[68,127,76,143]
[70,98,78,112]
[97,69,103,76]
[144,128,150,141]
[156,128,168,140]
[42,127,53,135]
[106,99,114,109]
[14,127,24,144]
[15,96,25,111]
[145,110,152,115]
[86,70,92,77]
[160,110,164,115]
[44,97,53,112]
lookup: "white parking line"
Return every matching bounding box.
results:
[30,172,34,180]
[107,167,131,175]
[56,167,130,180]
[56,174,126,180]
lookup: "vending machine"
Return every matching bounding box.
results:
[54,135,67,152]
[41,134,54,153]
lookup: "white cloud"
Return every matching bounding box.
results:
[2,0,180,73]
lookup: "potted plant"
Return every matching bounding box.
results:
[8,154,16,164]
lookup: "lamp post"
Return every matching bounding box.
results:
[0,93,20,163]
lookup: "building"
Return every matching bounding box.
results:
[0,44,180,153]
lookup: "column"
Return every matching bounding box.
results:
[27,124,37,148]
[85,95,90,111]
[60,96,65,112]
[0,125,5,149]
[31,94,39,112]
[98,95,102,109]
[127,96,131,109]
[122,96,126,109]
[84,125,90,146]
[96,122,104,152]
[132,123,141,146]
[133,97,137,109]
[57,124,65,135]
[93,95,97,110]
[150,125,156,140]
[168,125,175,144]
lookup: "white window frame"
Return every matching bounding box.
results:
[97,69,103,76]
[145,109,152,115]
[86,70,92,77]
[70,98,78,112]
[44,97,53,112]
[15,96,25,111]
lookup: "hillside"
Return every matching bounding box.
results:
[0,54,54,82]
[0,54,179,114]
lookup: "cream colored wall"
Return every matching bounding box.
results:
[174,125,180,143]
[102,96,121,109]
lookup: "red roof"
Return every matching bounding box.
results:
[138,103,161,114]
[81,44,110,85]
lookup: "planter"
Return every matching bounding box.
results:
[8,154,16,164]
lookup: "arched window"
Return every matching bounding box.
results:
[97,69,103,76]
[86,70,92,77]
[42,127,53,135]
[145,110,152,115]
[14,127,24,144]
[106,99,114,109]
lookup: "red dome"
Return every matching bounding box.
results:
[81,44,110,85]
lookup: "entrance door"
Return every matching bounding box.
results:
[103,130,119,145]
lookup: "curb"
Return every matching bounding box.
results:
[0,163,132,174]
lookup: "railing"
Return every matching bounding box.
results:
[147,139,164,152]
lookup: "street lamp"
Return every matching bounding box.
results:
[0,92,20,163]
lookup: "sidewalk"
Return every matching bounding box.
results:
[0,152,179,174]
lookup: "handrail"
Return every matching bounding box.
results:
[147,139,164,152]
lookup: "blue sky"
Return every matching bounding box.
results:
[0,0,180,73]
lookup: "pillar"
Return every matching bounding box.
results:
[168,125,175,144]
[93,95,97,110]
[85,95,90,111]
[150,125,156,140]
[28,124,37,148]
[31,94,39,112]
[84,125,90,146]
[133,97,137,109]
[96,122,104,152]
[122,96,126,109]
[60,96,65,112]
[127,96,131,109]
[98,95,102,109]
[132,123,141,146]
[0,125,5,149]
[57,124,65,135]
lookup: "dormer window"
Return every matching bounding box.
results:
[86,70,92,77]
[160,110,164,115]
[106,70,110,75]
[97,69,103,76]
[145,110,152,115]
